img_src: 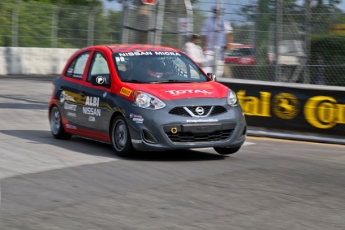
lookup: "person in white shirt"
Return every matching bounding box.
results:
[182,34,206,68]
[201,6,233,77]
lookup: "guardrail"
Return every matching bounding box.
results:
[219,78,345,142]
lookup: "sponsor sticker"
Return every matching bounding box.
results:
[85,96,99,107]
[64,102,76,111]
[130,113,144,123]
[66,124,77,130]
[83,107,101,116]
[131,139,143,144]
[89,116,96,122]
[60,91,75,103]
[67,112,77,117]
[186,119,218,123]
[120,87,132,97]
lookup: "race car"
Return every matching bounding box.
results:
[49,44,247,157]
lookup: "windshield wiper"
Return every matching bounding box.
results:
[122,79,147,83]
[150,80,194,83]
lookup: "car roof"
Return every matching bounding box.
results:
[105,44,180,53]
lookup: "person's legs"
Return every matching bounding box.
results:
[216,60,225,78]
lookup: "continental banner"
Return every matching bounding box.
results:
[220,81,345,137]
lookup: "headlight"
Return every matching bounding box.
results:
[227,89,238,106]
[133,91,166,110]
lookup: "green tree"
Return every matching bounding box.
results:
[23,0,102,7]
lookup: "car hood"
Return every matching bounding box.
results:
[122,81,229,100]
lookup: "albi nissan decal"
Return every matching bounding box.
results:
[83,96,101,116]
[166,89,213,96]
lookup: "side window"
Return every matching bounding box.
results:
[87,52,110,82]
[65,52,90,79]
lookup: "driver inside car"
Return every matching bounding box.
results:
[145,59,173,79]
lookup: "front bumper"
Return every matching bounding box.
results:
[125,98,246,151]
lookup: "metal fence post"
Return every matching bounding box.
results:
[212,0,223,76]
[274,0,282,81]
[303,0,311,84]
[154,0,165,45]
[121,0,129,44]
[11,1,21,47]
[88,7,98,46]
[51,5,60,48]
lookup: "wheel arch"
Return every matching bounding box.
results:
[108,110,126,137]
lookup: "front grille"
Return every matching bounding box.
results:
[169,106,227,117]
[169,107,189,117]
[166,130,232,142]
[210,106,227,115]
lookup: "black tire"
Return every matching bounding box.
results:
[110,115,134,157]
[50,105,71,140]
[213,146,241,155]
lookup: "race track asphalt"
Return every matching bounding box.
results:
[0,76,345,230]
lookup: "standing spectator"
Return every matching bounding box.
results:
[182,34,206,68]
[201,5,233,78]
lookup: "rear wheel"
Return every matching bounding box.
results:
[50,106,71,140]
[213,146,241,155]
[111,115,134,157]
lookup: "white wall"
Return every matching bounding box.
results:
[0,47,78,75]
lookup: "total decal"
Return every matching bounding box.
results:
[236,90,345,129]
[166,89,213,96]
[60,91,75,103]
[83,96,101,117]
[129,113,144,123]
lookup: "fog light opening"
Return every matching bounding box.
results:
[142,130,158,144]
[237,126,247,139]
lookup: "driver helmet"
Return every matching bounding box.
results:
[146,59,168,78]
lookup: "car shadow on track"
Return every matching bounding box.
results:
[0,130,227,162]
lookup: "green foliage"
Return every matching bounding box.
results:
[310,34,345,86]
[111,0,199,5]
[23,0,102,7]
[0,0,122,48]
[0,2,14,46]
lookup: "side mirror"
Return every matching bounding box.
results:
[90,75,110,87]
[207,73,217,81]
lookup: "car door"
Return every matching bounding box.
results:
[78,50,112,133]
[59,51,91,129]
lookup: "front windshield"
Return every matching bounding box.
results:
[113,51,209,83]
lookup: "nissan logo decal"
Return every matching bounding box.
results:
[195,107,204,115]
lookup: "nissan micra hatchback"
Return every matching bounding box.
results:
[49,44,247,157]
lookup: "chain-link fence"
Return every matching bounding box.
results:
[191,0,345,87]
[0,0,121,48]
[1,0,345,86]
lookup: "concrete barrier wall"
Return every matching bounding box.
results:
[0,47,78,75]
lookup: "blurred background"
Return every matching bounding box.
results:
[0,0,345,86]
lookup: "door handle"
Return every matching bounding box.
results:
[80,91,85,97]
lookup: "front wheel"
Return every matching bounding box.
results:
[213,146,241,155]
[50,106,71,140]
[110,115,134,157]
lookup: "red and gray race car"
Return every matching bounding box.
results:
[49,44,247,157]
